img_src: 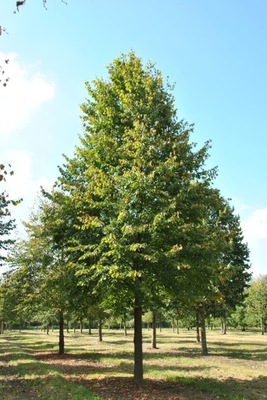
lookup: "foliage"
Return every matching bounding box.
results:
[0,52,251,382]
[204,200,251,318]
[0,164,21,266]
[57,51,219,294]
[2,198,80,343]
[247,275,267,332]
[53,51,231,381]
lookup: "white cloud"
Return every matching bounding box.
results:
[2,150,51,198]
[241,207,267,277]
[2,150,53,231]
[220,198,266,277]
[242,208,267,241]
[0,52,55,135]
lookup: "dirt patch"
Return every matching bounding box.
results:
[73,376,220,400]
[35,352,220,399]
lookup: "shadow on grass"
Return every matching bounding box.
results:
[69,373,267,400]
[2,331,267,400]
[101,339,131,345]
[34,351,117,376]
[69,376,220,400]
[0,374,101,400]
[207,341,267,361]
[174,374,267,400]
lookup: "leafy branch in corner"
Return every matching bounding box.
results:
[0,59,10,87]
[0,0,67,86]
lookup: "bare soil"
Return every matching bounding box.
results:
[35,351,220,399]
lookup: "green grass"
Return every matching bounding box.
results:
[0,335,102,400]
[0,328,266,399]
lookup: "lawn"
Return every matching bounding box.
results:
[0,327,266,399]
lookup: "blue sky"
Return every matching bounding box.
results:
[1,0,266,277]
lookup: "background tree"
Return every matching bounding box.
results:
[0,164,21,266]
[228,302,250,331]
[247,275,267,334]
[204,201,251,334]
[4,197,80,354]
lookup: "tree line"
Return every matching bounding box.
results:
[0,52,251,384]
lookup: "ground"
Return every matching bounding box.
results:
[1,329,267,400]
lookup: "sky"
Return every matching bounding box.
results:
[0,0,266,277]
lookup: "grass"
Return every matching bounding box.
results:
[0,327,266,399]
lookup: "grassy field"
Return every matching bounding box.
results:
[0,327,266,399]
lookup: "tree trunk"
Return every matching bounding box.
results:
[199,306,208,355]
[196,311,200,343]
[98,318,103,342]
[172,318,175,333]
[221,317,227,334]
[80,320,83,334]
[134,290,143,384]
[159,318,162,332]
[176,318,179,334]
[58,310,65,355]
[88,317,92,335]
[151,310,157,349]
[260,317,265,335]
[124,320,128,337]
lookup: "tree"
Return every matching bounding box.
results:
[247,275,267,334]
[54,52,222,383]
[229,301,250,331]
[0,164,21,266]
[4,197,80,353]
[204,200,251,335]
[164,193,250,354]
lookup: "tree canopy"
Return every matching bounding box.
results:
[49,52,250,381]
[0,52,251,384]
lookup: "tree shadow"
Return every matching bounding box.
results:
[208,341,267,361]
[70,376,218,400]
[1,331,267,399]
[173,374,267,400]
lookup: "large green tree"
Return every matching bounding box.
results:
[55,52,222,383]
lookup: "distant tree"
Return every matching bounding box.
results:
[247,275,267,334]
[228,302,250,331]
[5,198,79,354]
[168,195,250,354]
[205,201,251,334]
